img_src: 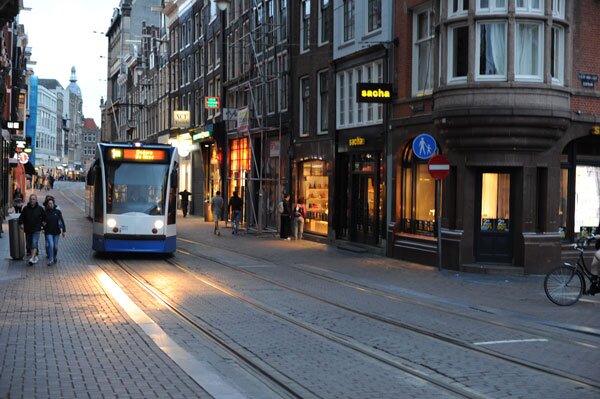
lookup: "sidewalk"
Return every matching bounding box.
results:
[0,213,206,398]
[176,214,600,332]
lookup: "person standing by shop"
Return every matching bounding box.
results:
[292,197,306,240]
[18,194,46,265]
[13,188,23,214]
[179,189,191,217]
[43,198,65,265]
[229,191,243,235]
[278,194,292,240]
[211,191,224,236]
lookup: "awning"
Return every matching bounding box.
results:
[23,161,37,176]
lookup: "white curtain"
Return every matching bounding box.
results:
[482,23,506,75]
[516,24,539,76]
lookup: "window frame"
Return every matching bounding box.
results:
[514,21,544,82]
[447,23,469,84]
[299,76,310,137]
[318,0,330,46]
[366,0,382,34]
[301,0,311,53]
[412,6,435,96]
[551,25,565,85]
[515,0,544,15]
[317,69,328,134]
[475,20,507,81]
[552,0,565,19]
[343,0,355,43]
[448,0,469,19]
[476,0,507,14]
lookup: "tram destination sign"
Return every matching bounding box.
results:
[356,83,394,103]
[107,148,168,162]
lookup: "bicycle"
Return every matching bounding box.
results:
[544,236,600,306]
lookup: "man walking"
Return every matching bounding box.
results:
[211,191,224,236]
[179,189,191,217]
[228,191,243,235]
[18,194,46,265]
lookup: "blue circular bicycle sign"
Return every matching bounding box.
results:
[412,133,437,160]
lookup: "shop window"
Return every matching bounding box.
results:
[300,160,329,235]
[559,168,568,238]
[480,173,510,232]
[397,142,438,237]
[229,138,250,200]
[575,166,600,238]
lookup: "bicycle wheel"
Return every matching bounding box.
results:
[544,266,584,306]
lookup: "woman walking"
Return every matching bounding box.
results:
[44,198,66,265]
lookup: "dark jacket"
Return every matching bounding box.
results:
[44,207,66,235]
[281,199,292,216]
[179,190,191,203]
[18,204,46,233]
[229,195,243,212]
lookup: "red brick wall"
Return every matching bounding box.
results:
[570,0,600,116]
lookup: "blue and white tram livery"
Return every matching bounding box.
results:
[86,143,178,253]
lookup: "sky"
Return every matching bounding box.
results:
[19,0,118,124]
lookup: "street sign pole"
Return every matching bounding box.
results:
[436,179,442,271]
[427,154,450,272]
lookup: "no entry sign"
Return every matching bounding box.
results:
[428,155,450,180]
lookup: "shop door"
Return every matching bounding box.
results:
[475,172,513,263]
[350,157,380,245]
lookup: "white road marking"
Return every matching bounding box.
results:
[91,265,248,399]
[473,338,548,346]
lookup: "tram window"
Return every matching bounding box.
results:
[94,166,103,222]
[105,163,169,215]
[168,167,177,224]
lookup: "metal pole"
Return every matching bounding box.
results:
[436,179,442,271]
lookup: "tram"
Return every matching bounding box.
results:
[86,142,179,253]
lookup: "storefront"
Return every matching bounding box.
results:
[298,159,330,236]
[336,129,384,245]
[227,136,251,222]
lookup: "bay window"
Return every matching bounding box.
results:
[551,26,564,84]
[516,0,544,14]
[552,0,565,19]
[448,25,469,82]
[515,22,543,81]
[476,21,507,79]
[449,0,469,18]
[477,0,506,13]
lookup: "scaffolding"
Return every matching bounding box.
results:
[226,0,289,233]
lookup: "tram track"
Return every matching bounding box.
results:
[173,238,600,392]
[108,257,487,399]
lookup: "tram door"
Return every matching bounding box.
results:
[475,171,514,263]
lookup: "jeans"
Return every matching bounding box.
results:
[293,217,304,240]
[25,231,41,254]
[46,234,60,262]
[231,210,241,234]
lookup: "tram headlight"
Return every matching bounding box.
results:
[107,218,117,228]
[154,220,164,229]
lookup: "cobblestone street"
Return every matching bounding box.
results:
[1,182,599,399]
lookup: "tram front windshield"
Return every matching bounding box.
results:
[105,162,168,215]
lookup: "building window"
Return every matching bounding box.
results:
[448,25,468,82]
[300,77,310,137]
[278,53,288,111]
[279,0,288,42]
[413,7,434,96]
[367,0,382,33]
[215,33,221,67]
[208,40,214,71]
[515,22,543,81]
[338,74,345,126]
[516,0,544,15]
[210,0,218,22]
[396,141,438,237]
[552,0,565,19]
[187,55,192,84]
[319,0,329,45]
[318,70,328,134]
[551,26,564,85]
[476,0,507,13]
[267,59,276,114]
[343,0,355,42]
[449,0,469,18]
[347,70,354,124]
[476,21,507,80]
[301,0,310,52]
[195,13,200,39]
